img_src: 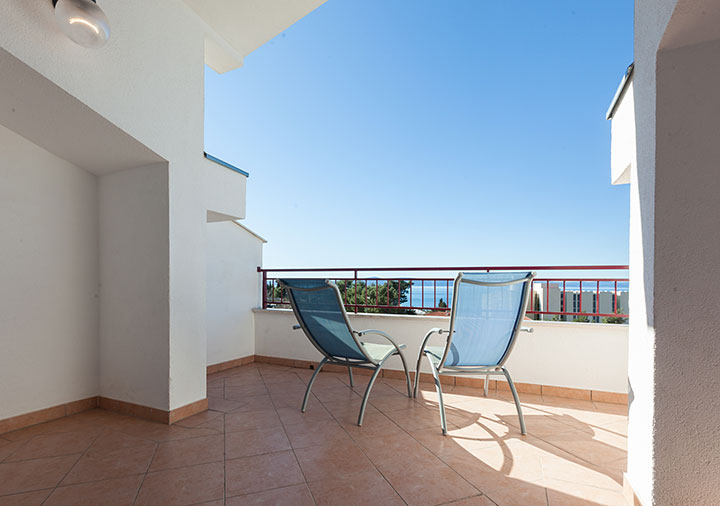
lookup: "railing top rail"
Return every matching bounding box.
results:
[257,265,629,273]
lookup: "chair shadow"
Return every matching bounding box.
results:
[411,387,627,505]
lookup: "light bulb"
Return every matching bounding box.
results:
[54,0,110,48]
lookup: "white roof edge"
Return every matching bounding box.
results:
[233,221,268,243]
[606,63,634,120]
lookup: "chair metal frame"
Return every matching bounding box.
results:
[412,272,535,435]
[279,279,413,426]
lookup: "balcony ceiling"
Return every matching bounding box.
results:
[184,0,328,73]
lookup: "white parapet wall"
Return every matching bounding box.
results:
[253,309,628,394]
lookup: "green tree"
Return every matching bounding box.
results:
[335,279,414,315]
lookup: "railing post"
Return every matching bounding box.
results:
[260,268,267,309]
[354,269,358,313]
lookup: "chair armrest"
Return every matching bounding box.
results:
[418,328,450,353]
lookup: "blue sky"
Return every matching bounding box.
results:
[205,0,633,269]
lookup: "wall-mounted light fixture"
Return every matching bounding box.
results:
[53,0,110,48]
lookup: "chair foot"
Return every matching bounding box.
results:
[503,367,526,435]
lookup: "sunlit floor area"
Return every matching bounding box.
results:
[0,363,627,505]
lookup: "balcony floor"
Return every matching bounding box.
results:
[0,363,627,505]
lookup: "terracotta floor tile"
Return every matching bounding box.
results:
[294,441,374,482]
[541,432,627,465]
[283,419,352,450]
[225,451,304,497]
[149,434,224,471]
[114,420,219,443]
[381,458,479,506]
[44,475,143,506]
[338,412,404,442]
[0,440,24,463]
[225,409,282,433]
[61,440,156,485]
[540,454,622,491]
[135,461,224,506]
[443,447,544,493]
[308,468,405,506]
[225,427,291,459]
[229,395,278,413]
[545,479,625,505]
[0,489,52,506]
[0,455,80,495]
[225,384,269,401]
[483,480,549,506]
[443,495,497,506]
[7,431,97,462]
[226,483,315,506]
[174,410,224,430]
[354,432,433,466]
[276,405,334,426]
[369,393,418,412]
[208,397,244,413]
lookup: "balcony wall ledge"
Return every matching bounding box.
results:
[252,307,627,328]
[253,307,629,395]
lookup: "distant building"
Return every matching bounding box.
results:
[530,282,628,323]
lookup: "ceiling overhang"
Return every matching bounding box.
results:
[183,0,328,73]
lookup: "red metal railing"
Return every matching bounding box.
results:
[258,265,629,322]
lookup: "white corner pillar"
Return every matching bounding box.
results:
[629,1,720,504]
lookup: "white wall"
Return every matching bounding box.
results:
[206,222,264,366]
[99,164,170,410]
[254,309,628,394]
[610,79,635,185]
[0,1,208,413]
[0,124,98,419]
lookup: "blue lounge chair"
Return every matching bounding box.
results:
[279,278,413,426]
[413,271,535,435]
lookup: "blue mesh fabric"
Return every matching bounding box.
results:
[280,279,367,361]
[444,272,531,367]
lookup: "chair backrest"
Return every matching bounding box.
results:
[440,271,534,369]
[278,278,370,362]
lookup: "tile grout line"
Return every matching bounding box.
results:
[131,439,159,506]
[259,367,318,506]
[39,428,107,506]
[314,379,410,506]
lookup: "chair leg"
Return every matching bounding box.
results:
[357,359,387,426]
[484,374,490,396]
[426,353,448,435]
[301,357,327,412]
[396,350,413,398]
[502,367,526,435]
[347,367,354,388]
[413,348,424,398]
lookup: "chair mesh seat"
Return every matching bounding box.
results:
[360,342,403,363]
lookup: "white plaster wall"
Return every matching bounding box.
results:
[610,80,635,185]
[629,1,677,504]
[204,158,247,221]
[206,222,264,366]
[254,310,628,394]
[0,124,98,419]
[651,37,720,505]
[0,1,208,412]
[99,164,170,410]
